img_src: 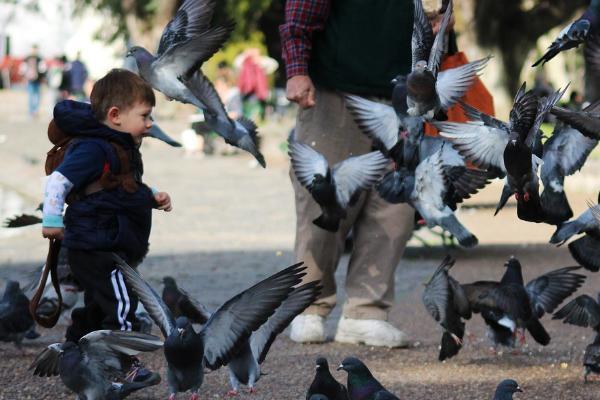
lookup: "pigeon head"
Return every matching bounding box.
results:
[337,357,370,374]
[3,281,21,297]
[315,357,329,370]
[126,46,153,65]
[390,74,406,86]
[503,257,521,270]
[162,276,177,287]
[414,60,428,72]
[175,316,192,337]
[494,379,522,398]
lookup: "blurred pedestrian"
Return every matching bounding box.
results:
[46,55,70,112]
[20,44,46,118]
[236,48,274,121]
[68,51,88,100]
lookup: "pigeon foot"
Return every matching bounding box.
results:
[524,192,530,202]
[190,393,199,400]
[168,394,176,400]
[248,387,257,394]
[451,333,463,346]
[227,390,239,397]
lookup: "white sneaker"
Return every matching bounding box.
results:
[334,317,409,348]
[289,314,326,343]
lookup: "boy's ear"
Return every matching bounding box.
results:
[107,106,121,125]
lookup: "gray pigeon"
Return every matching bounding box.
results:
[540,124,597,224]
[289,141,389,232]
[29,330,163,400]
[127,0,233,110]
[493,379,523,400]
[553,292,600,382]
[422,256,471,361]
[337,357,399,400]
[113,254,307,400]
[227,281,322,394]
[407,0,490,120]
[180,72,265,167]
[550,194,600,272]
[0,281,34,349]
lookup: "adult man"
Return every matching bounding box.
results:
[280,0,416,347]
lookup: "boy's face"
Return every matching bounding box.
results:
[108,101,153,144]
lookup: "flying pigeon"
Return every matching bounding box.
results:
[493,379,523,400]
[289,141,389,232]
[407,0,490,120]
[337,357,399,400]
[461,258,585,349]
[306,357,349,400]
[550,194,600,272]
[553,292,600,382]
[532,4,599,66]
[227,281,321,395]
[113,254,307,400]
[0,281,34,350]
[551,99,600,140]
[30,330,163,400]
[422,256,472,361]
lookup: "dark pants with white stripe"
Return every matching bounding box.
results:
[65,249,140,342]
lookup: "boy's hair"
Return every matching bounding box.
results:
[90,68,155,121]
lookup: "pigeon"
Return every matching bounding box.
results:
[2,213,42,228]
[306,357,349,400]
[377,143,489,247]
[493,379,523,400]
[434,84,567,222]
[337,357,399,400]
[0,280,34,350]
[113,254,307,400]
[179,71,265,167]
[227,281,322,395]
[162,276,211,324]
[30,330,163,400]
[309,395,331,400]
[407,0,490,120]
[289,141,389,232]
[422,256,472,361]
[532,4,599,66]
[127,0,233,110]
[550,194,600,272]
[540,124,597,224]
[553,292,600,381]
[461,258,585,349]
[551,99,600,140]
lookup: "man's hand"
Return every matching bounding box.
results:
[42,227,64,240]
[155,192,173,212]
[286,75,316,109]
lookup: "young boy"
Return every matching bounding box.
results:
[41,68,171,384]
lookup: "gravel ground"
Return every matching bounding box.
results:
[1,90,600,399]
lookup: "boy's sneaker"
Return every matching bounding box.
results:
[334,317,409,348]
[123,357,161,386]
[289,314,326,343]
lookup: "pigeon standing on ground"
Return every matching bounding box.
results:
[553,292,600,381]
[461,258,585,349]
[493,379,523,399]
[532,3,600,66]
[289,141,389,232]
[540,124,597,224]
[0,280,34,350]
[113,254,307,400]
[422,256,471,361]
[337,357,399,400]
[407,0,490,120]
[550,194,600,272]
[30,330,163,400]
[306,357,349,400]
[226,281,321,395]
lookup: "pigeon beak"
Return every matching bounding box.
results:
[336,364,344,371]
[516,386,523,393]
[391,78,398,85]
[177,328,185,337]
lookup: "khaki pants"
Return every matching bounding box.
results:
[291,88,415,321]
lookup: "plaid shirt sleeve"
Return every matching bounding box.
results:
[279,0,331,79]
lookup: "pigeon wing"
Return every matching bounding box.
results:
[181,71,229,120]
[112,254,176,338]
[434,121,508,171]
[344,94,401,151]
[29,343,62,377]
[201,263,306,370]
[585,34,600,77]
[3,213,42,228]
[332,151,389,209]
[458,100,508,129]
[250,281,321,364]
[526,266,586,318]
[553,294,600,329]
[525,86,568,149]
[436,56,491,110]
[422,256,453,324]
[289,142,329,190]
[427,0,453,76]
[157,0,218,56]
[411,0,434,69]
[551,103,600,140]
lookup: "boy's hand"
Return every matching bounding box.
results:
[42,227,64,240]
[155,192,172,212]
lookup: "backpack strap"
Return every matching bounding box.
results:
[29,239,63,328]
